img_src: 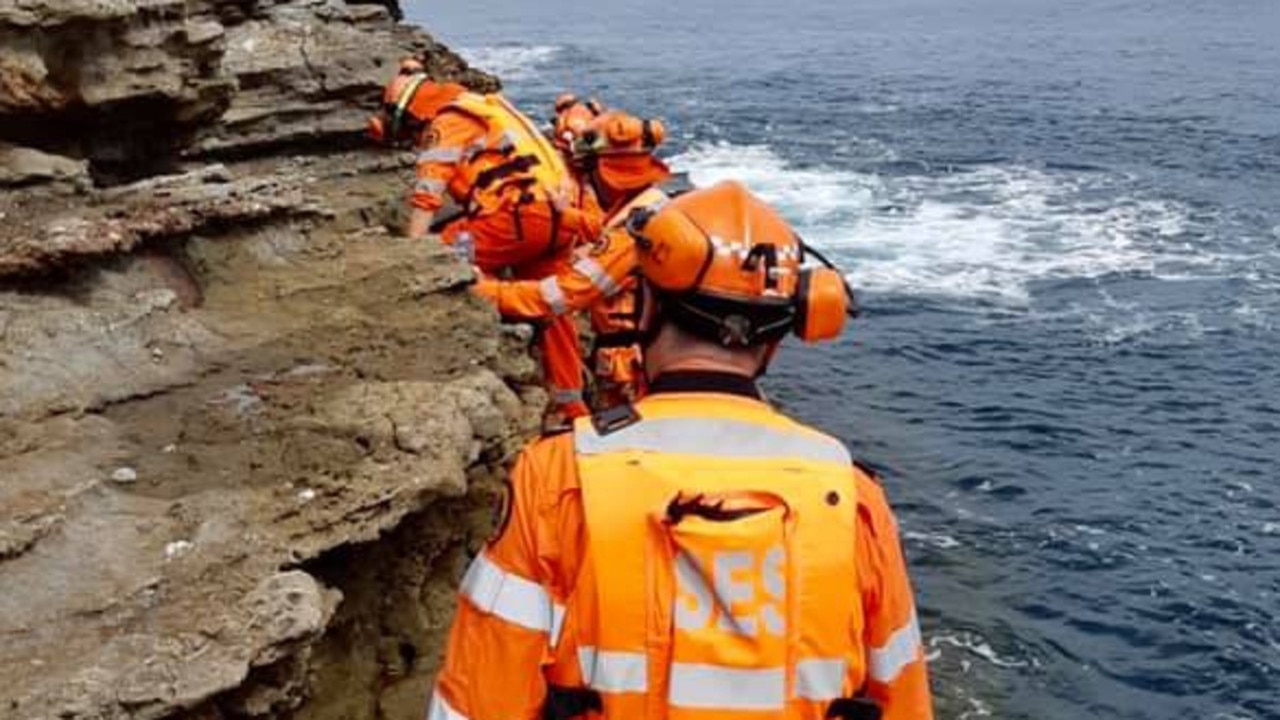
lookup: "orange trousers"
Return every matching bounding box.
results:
[465,253,587,421]
[446,200,597,275]
[538,315,588,419]
[446,206,592,420]
[516,251,587,419]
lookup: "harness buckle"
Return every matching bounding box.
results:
[590,402,639,436]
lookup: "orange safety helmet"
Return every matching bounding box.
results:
[627,180,857,346]
[573,110,666,157]
[575,110,671,195]
[551,93,605,153]
[367,57,465,145]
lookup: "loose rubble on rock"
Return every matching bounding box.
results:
[0,2,537,719]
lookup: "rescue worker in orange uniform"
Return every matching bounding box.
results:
[368,60,603,418]
[429,181,934,720]
[475,109,678,407]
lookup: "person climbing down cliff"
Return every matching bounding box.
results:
[367,59,602,262]
[427,181,934,720]
[474,109,682,407]
[369,59,604,419]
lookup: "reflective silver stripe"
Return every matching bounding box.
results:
[796,658,848,700]
[572,651,844,701]
[551,604,566,647]
[452,231,475,263]
[415,178,447,195]
[418,148,463,164]
[578,647,648,693]
[498,129,520,152]
[461,140,488,161]
[668,664,785,710]
[459,551,565,640]
[551,387,584,405]
[576,417,851,465]
[539,277,569,315]
[869,611,922,684]
[426,692,468,720]
[573,257,621,296]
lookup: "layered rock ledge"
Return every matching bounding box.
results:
[1,2,531,719]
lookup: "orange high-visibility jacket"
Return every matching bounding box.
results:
[411,93,581,218]
[473,185,666,324]
[429,383,934,720]
[472,186,663,404]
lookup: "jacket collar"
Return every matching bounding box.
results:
[647,371,763,401]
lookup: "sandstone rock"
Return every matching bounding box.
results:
[0,163,324,279]
[0,2,535,719]
[0,0,496,181]
[0,143,89,188]
[243,571,341,665]
[0,151,539,719]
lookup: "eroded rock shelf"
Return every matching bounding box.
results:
[0,2,531,718]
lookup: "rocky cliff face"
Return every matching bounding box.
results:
[0,3,533,719]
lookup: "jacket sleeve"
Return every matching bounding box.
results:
[410,112,483,213]
[855,474,934,720]
[472,227,634,320]
[427,442,567,720]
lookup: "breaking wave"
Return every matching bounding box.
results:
[672,142,1202,305]
[458,44,563,81]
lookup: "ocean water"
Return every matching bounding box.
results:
[405,1,1280,717]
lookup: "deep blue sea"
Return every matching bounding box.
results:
[406,1,1280,717]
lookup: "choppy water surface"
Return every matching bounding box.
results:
[409,1,1280,717]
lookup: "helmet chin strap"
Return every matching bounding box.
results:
[756,342,780,379]
[635,281,675,386]
[390,74,429,141]
[585,160,616,212]
[637,284,782,384]
[636,280,663,351]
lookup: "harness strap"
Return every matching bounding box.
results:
[474,154,541,192]
[513,202,526,245]
[544,200,563,259]
[427,202,468,234]
[592,331,639,350]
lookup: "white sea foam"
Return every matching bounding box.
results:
[673,143,880,226]
[957,693,995,720]
[458,45,562,81]
[904,530,963,550]
[930,632,1031,669]
[671,142,1199,304]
